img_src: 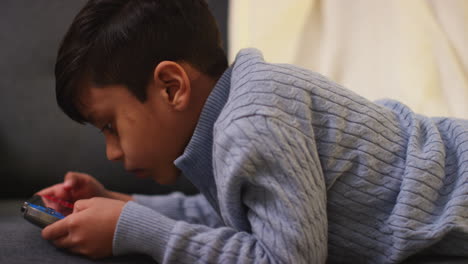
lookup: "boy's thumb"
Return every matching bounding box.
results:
[73,199,90,213]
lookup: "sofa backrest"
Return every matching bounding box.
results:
[0,0,228,198]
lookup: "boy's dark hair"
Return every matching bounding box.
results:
[55,0,228,123]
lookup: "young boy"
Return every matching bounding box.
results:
[38,0,468,263]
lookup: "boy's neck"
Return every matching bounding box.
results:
[176,62,220,147]
[180,62,218,117]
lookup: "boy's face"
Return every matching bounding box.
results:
[77,62,202,184]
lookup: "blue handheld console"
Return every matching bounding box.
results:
[21,195,69,228]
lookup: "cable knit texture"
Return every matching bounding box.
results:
[113,49,468,263]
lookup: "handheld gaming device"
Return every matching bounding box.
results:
[21,195,74,228]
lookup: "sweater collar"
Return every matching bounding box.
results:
[174,67,232,213]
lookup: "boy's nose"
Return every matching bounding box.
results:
[106,138,124,161]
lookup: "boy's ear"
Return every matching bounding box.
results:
[153,61,191,111]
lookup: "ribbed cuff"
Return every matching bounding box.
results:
[113,201,176,260]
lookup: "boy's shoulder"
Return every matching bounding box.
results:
[214,49,318,137]
[229,48,322,90]
[228,48,331,105]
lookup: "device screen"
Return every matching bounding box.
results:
[28,195,74,217]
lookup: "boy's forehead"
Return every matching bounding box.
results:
[75,84,103,123]
[75,83,135,123]
[76,98,96,124]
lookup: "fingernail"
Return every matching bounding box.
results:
[64,180,72,189]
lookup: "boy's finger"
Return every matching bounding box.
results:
[35,185,57,196]
[73,199,91,213]
[54,184,72,200]
[36,184,65,198]
[64,172,83,190]
[52,234,75,249]
[36,183,72,201]
[42,219,68,240]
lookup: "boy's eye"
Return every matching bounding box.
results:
[100,123,117,135]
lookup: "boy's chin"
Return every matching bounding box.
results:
[130,169,148,179]
[153,172,181,185]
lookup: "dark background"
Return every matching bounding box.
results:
[0,0,228,199]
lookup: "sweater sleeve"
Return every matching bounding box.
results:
[113,115,328,263]
[213,115,329,263]
[133,192,224,227]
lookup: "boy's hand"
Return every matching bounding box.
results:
[42,197,126,259]
[36,171,109,202]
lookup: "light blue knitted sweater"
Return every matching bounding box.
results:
[113,49,468,263]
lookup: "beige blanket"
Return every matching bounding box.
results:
[229,0,468,118]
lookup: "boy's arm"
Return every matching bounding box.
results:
[132,193,224,228]
[113,116,328,263]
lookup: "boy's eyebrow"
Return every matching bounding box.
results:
[85,111,97,125]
